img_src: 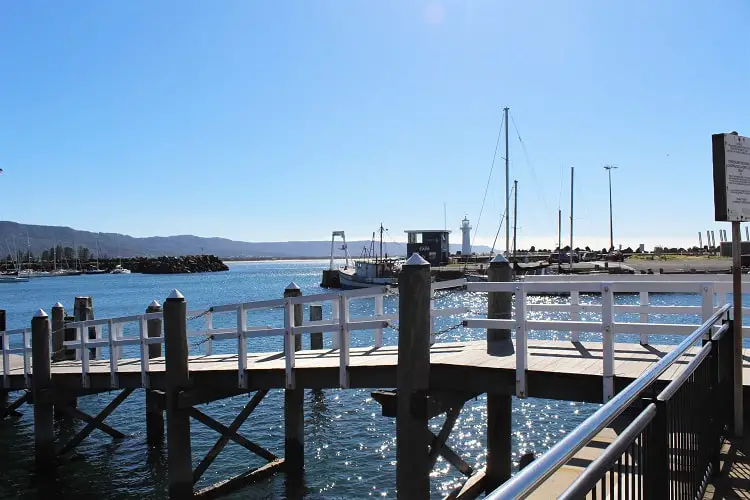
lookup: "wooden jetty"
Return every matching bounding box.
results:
[1,254,748,498]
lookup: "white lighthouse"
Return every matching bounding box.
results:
[460,216,472,256]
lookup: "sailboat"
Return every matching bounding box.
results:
[338,224,401,289]
[111,237,131,274]
[1,239,29,283]
[84,239,107,274]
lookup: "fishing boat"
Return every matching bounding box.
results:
[337,224,401,289]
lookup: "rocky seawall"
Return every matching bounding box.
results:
[124,255,229,274]
[3,255,231,274]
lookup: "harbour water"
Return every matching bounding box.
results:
[0,261,722,499]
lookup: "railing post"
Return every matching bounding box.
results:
[74,296,97,360]
[237,303,248,388]
[601,282,615,402]
[163,289,193,499]
[639,291,649,345]
[396,253,432,499]
[721,319,734,436]
[204,310,213,355]
[515,283,527,398]
[310,304,323,350]
[331,302,340,349]
[31,309,54,468]
[374,294,384,348]
[146,300,164,447]
[284,282,303,352]
[338,295,350,388]
[486,254,514,493]
[644,398,669,499]
[51,302,66,362]
[570,291,580,342]
[284,282,304,482]
[709,327,722,474]
[701,283,714,341]
[51,302,76,416]
[487,255,513,351]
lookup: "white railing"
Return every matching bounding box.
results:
[8,277,737,401]
[463,280,727,402]
[1,327,31,389]
[55,281,470,391]
[59,286,398,390]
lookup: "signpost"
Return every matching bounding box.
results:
[712,132,750,436]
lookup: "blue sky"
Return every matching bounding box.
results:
[0,1,747,250]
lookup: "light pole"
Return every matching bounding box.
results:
[604,164,618,251]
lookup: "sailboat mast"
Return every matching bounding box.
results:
[504,106,510,256]
[558,208,562,273]
[513,180,518,260]
[569,166,575,271]
[379,223,384,262]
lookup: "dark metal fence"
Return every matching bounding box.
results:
[488,304,734,499]
[561,320,731,499]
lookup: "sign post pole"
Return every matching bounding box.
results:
[713,131,749,436]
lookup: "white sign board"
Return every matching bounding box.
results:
[713,133,750,222]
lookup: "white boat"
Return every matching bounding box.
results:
[111,264,131,274]
[0,275,29,283]
[338,260,400,289]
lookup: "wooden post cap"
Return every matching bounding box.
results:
[404,253,429,266]
[490,254,509,266]
[166,289,184,301]
[34,309,48,318]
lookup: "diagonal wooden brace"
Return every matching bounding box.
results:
[190,389,275,484]
[426,403,473,477]
[428,404,464,471]
[1,391,30,419]
[57,388,134,456]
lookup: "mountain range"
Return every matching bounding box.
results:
[0,221,490,259]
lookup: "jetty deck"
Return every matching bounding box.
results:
[4,340,749,403]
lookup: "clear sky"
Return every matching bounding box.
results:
[1,1,748,250]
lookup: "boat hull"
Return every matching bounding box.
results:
[0,277,29,283]
[338,270,395,290]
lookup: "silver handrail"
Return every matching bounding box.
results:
[486,302,731,499]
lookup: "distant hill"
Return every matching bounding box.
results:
[0,221,491,259]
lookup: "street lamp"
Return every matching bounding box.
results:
[604,164,618,251]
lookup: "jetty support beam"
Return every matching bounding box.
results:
[1,390,30,420]
[31,309,54,468]
[190,389,275,484]
[164,290,193,499]
[146,300,164,447]
[485,255,514,492]
[284,283,304,482]
[56,388,133,456]
[397,254,432,498]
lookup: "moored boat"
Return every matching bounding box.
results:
[335,224,402,289]
[111,264,131,274]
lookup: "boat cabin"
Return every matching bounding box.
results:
[404,230,451,266]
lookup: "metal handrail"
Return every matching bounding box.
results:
[485,302,731,499]
[559,403,657,499]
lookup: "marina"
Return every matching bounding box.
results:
[1,258,749,498]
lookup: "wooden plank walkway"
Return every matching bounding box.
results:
[704,437,750,499]
[3,339,747,403]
